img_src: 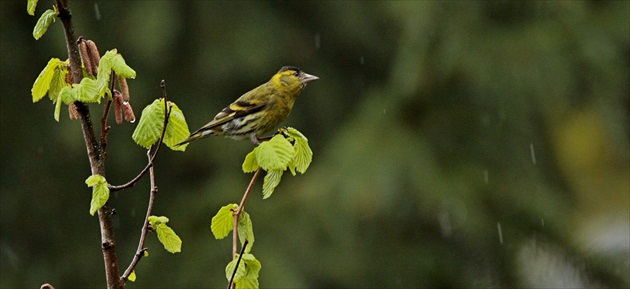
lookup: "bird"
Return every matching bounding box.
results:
[177,66,318,146]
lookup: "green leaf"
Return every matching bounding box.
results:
[225,254,261,289]
[238,211,255,254]
[211,204,238,239]
[32,58,62,102]
[85,174,109,216]
[107,49,136,79]
[255,134,294,171]
[242,151,259,173]
[286,127,313,174]
[262,170,283,199]
[33,8,58,40]
[132,99,166,149]
[49,63,69,101]
[155,223,182,253]
[27,0,38,16]
[59,86,75,105]
[74,77,100,103]
[225,257,247,284]
[128,270,136,282]
[163,102,191,151]
[148,215,170,227]
[96,54,113,95]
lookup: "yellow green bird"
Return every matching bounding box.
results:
[177,66,318,146]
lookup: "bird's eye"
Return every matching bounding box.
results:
[293,71,299,77]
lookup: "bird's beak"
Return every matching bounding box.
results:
[300,72,319,84]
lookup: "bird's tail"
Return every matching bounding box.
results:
[175,130,209,146]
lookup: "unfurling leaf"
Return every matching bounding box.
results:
[238,211,255,253]
[27,0,38,16]
[285,127,313,174]
[225,253,262,289]
[33,8,58,40]
[32,58,62,102]
[132,99,190,151]
[242,151,259,173]
[255,134,294,171]
[262,170,283,199]
[128,271,136,282]
[85,174,109,216]
[163,102,190,151]
[211,204,238,239]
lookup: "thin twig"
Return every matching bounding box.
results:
[120,81,171,282]
[100,72,117,148]
[227,240,249,289]
[109,80,171,192]
[232,167,263,258]
[120,149,157,283]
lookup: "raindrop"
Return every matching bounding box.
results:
[483,169,489,184]
[314,33,321,50]
[94,2,101,21]
[497,222,504,245]
[360,56,365,64]
[541,218,545,226]
[530,142,537,164]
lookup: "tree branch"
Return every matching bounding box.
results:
[120,149,157,283]
[232,167,262,259]
[100,72,116,149]
[55,1,121,288]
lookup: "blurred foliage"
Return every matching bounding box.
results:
[1,1,628,288]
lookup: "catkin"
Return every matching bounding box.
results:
[78,40,93,77]
[122,101,136,123]
[117,76,130,102]
[68,103,80,120]
[85,40,101,76]
[113,90,123,124]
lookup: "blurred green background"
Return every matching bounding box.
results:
[1,1,628,288]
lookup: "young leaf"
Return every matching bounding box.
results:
[106,49,136,79]
[255,135,294,171]
[132,99,165,148]
[155,223,182,253]
[225,257,247,284]
[242,151,259,173]
[238,211,255,253]
[33,8,58,40]
[85,174,109,216]
[49,64,69,101]
[128,270,136,282]
[163,102,190,151]
[148,215,170,227]
[74,78,100,103]
[211,204,238,239]
[229,254,261,289]
[262,170,283,199]
[59,86,76,105]
[27,0,38,16]
[95,54,113,95]
[32,58,62,102]
[286,127,313,174]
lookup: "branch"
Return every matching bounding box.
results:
[54,1,121,288]
[100,72,117,149]
[120,149,158,283]
[232,167,263,259]
[109,80,172,192]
